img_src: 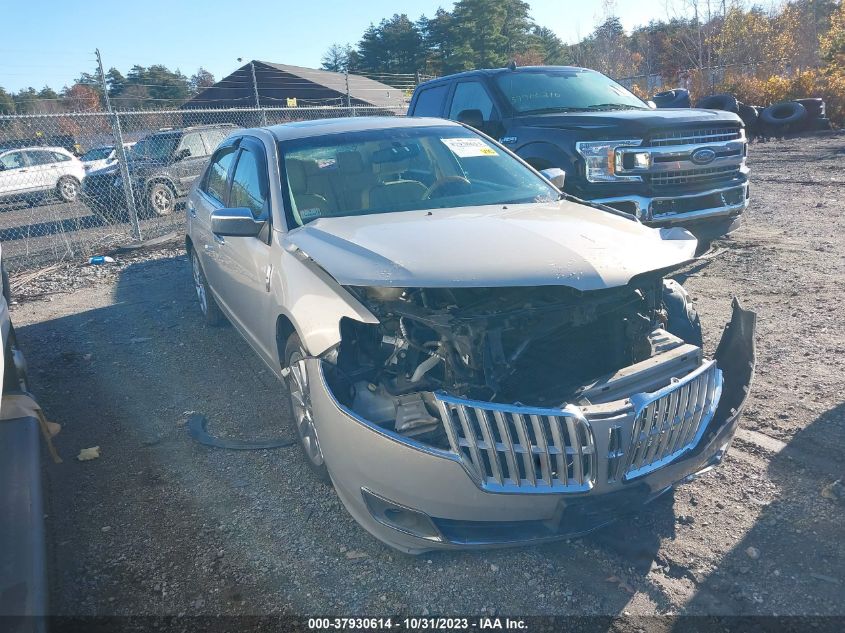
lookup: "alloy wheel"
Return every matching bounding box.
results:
[286,351,324,467]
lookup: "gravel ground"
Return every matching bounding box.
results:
[11,131,845,618]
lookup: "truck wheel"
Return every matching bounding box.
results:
[56,176,80,203]
[284,333,331,484]
[147,182,175,217]
[190,249,225,326]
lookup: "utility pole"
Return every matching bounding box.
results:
[96,48,141,241]
[249,61,267,126]
[344,70,351,108]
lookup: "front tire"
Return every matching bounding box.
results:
[284,333,330,484]
[190,249,225,326]
[56,176,80,203]
[147,182,175,217]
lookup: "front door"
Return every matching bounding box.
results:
[0,151,33,198]
[211,138,276,363]
[190,143,239,298]
[173,132,208,194]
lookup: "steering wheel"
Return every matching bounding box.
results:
[423,176,472,200]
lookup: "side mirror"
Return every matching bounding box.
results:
[456,109,484,131]
[176,148,191,161]
[647,100,657,109]
[539,167,566,190]
[0,164,5,172]
[211,207,265,237]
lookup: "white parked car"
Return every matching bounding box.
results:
[0,147,86,205]
[186,117,756,553]
[79,142,134,173]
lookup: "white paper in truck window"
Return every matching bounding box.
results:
[441,137,498,157]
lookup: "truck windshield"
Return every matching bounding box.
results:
[279,125,560,227]
[495,69,648,114]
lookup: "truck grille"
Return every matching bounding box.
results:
[620,361,722,480]
[435,395,595,492]
[648,165,742,188]
[648,127,742,147]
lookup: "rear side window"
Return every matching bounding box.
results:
[412,85,448,117]
[24,151,56,166]
[201,147,237,205]
[51,151,71,162]
[229,148,269,219]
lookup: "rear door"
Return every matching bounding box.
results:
[21,151,57,191]
[211,137,276,363]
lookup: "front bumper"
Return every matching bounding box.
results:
[308,301,756,553]
[590,182,750,240]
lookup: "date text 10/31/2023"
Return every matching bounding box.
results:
[307,617,529,630]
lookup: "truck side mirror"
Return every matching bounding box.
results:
[539,167,566,190]
[456,109,484,131]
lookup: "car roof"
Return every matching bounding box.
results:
[263,116,462,142]
[416,65,593,88]
[1,146,70,154]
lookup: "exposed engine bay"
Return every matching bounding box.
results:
[322,274,704,444]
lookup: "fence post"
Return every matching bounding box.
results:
[96,49,142,241]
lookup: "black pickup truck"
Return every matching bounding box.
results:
[408,65,749,239]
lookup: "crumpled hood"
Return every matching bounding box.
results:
[283,200,697,291]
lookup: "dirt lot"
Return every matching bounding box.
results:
[11,132,845,619]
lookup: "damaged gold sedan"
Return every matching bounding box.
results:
[186,117,755,553]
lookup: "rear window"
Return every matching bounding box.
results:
[412,85,449,117]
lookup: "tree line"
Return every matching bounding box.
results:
[0,65,216,115]
[321,0,842,89]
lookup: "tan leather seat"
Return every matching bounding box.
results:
[286,158,327,224]
[369,157,427,210]
[336,150,374,210]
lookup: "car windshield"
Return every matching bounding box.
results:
[494,69,648,114]
[129,135,178,161]
[280,125,559,226]
[81,147,113,161]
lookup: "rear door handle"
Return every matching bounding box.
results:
[213,234,225,245]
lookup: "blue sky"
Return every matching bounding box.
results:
[1,0,673,92]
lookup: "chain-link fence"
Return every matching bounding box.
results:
[0,105,405,272]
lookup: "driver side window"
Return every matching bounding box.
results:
[448,81,496,121]
[201,147,237,205]
[0,152,25,170]
[178,132,205,159]
[229,148,269,219]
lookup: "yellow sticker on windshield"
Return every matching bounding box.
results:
[441,137,498,157]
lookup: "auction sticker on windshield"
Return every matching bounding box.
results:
[441,137,498,157]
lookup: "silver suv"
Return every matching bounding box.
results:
[185,117,756,553]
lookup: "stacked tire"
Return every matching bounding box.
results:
[651,89,691,108]
[695,93,833,137]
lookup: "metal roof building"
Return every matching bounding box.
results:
[184,61,406,110]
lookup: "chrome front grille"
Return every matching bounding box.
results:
[435,395,595,492]
[618,361,722,481]
[649,165,742,187]
[649,127,742,147]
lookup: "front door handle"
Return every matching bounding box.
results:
[187,201,197,218]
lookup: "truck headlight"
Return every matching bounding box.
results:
[576,139,644,183]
